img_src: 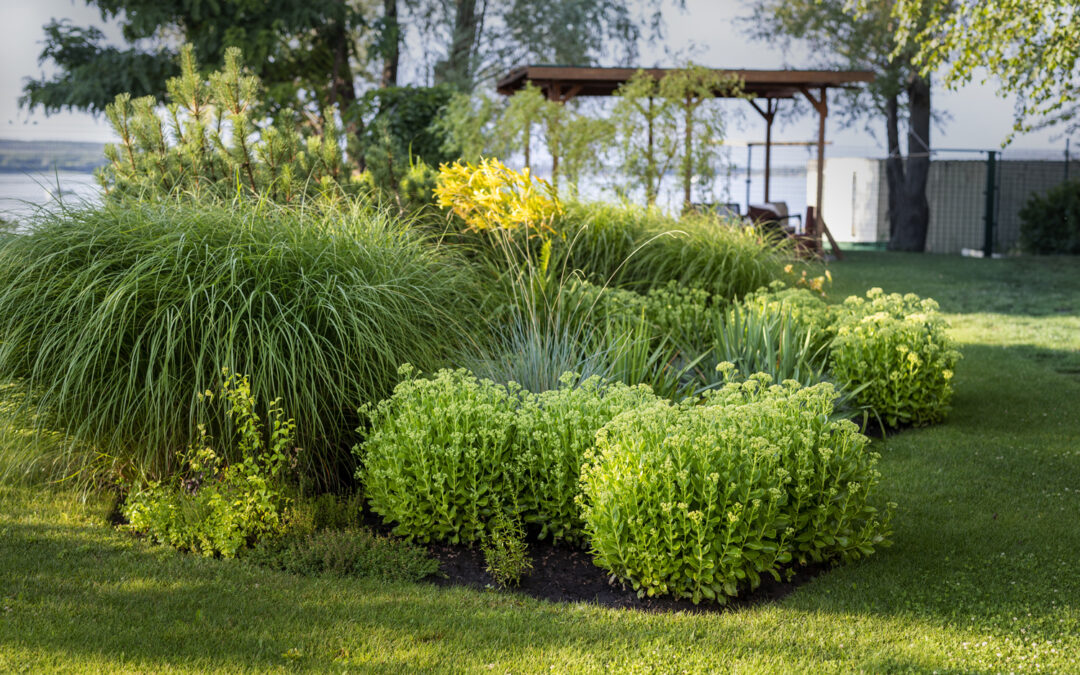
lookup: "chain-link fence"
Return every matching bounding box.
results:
[806,143,1080,254]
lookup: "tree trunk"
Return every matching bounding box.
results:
[328,16,356,113]
[889,74,932,252]
[683,95,693,209]
[434,0,480,90]
[884,94,904,240]
[380,0,399,88]
[646,96,656,206]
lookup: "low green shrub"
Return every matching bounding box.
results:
[0,199,477,487]
[830,288,961,427]
[513,374,657,543]
[122,373,297,558]
[358,367,522,545]
[481,510,533,587]
[357,367,657,546]
[246,528,439,581]
[1019,180,1080,254]
[581,372,891,604]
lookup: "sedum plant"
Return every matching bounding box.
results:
[356,367,658,546]
[580,371,892,604]
[512,374,658,544]
[358,366,523,545]
[830,288,961,427]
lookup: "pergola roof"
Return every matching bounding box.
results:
[495,65,875,101]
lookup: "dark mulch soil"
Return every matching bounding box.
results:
[426,539,830,614]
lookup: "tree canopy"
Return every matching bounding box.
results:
[890,0,1080,136]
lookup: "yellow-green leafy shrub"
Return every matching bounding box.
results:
[123,373,296,557]
[356,368,656,545]
[830,288,961,427]
[580,372,891,604]
[358,366,522,545]
[513,374,658,543]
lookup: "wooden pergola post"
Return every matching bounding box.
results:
[799,85,843,259]
[748,98,778,203]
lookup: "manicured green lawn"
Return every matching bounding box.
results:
[2,251,1079,673]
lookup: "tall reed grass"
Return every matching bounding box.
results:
[0,199,479,487]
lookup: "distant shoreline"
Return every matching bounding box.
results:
[0,138,105,174]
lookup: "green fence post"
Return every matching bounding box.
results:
[983,150,997,259]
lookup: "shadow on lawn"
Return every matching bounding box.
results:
[0,516,1007,674]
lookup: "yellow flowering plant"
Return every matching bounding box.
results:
[433,158,563,237]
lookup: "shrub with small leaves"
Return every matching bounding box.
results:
[358,367,657,546]
[830,288,961,427]
[482,510,533,587]
[357,366,522,545]
[122,372,297,557]
[512,374,658,544]
[580,371,891,604]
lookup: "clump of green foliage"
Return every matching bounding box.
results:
[358,367,521,545]
[512,374,657,543]
[830,288,960,427]
[1019,180,1080,254]
[551,201,791,302]
[100,45,352,204]
[0,200,477,487]
[580,371,892,604]
[482,510,533,588]
[357,368,657,546]
[122,373,297,558]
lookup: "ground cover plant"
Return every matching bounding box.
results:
[122,373,297,558]
[0,199,477,488]
[2,252,1078,672]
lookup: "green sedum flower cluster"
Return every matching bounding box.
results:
[830,288,961,427]
[581,373,891,604]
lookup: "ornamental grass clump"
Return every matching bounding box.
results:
[830,288,961,427]
[580,371,891,604]
[0,200,477,487]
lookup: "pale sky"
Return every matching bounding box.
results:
[0,0,1072,155]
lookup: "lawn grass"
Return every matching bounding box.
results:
[2,251,1079,673]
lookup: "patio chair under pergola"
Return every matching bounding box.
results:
[496,65,875,258]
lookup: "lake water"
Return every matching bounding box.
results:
[0,172,101,225]
[0,165,810,226]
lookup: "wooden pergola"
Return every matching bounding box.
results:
[496,65,875,255]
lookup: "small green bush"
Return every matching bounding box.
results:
[581,373,891,604]
[358,367,522,545]
[122,373,297,558]
[513,374,657,543]
[246,528,439,581]
[1019,180,1080,254]
[481,510,533,587]
[830,288,961,427]
[358,367,657,546]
